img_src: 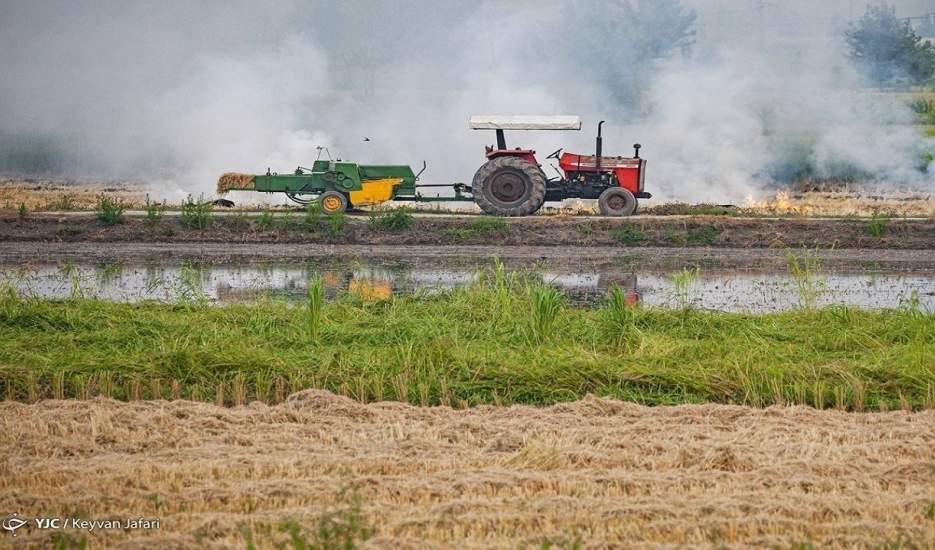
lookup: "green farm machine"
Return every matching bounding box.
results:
[217,157,439,215]
[217,115,650,216]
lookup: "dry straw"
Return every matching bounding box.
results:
[216,172,256,194]
[1,391,932,548]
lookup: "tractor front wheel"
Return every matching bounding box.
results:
[472,156,546,216]
[598,187,638,216]
[319,191,348,214]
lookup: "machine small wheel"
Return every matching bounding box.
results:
[319,190,348,214]
[598,187,638,216]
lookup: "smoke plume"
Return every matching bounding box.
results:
[0,0,932,203]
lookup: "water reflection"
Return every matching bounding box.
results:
[1,261,932,313]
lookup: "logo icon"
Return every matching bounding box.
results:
[1,513,27,536]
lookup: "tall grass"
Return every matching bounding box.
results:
[327,211,347,238]
[604,285,643,352]
[527,284,564,344]
[180,195,212,229]
[369,207,414,232]
[787,250,825,310]
[0,270,931,410]
[444,216,507,240]
[307,276,324,341]
[95,195,125,225]
[670,266,699,309]
[304,202,322,228]
[258,207,275,229]
[144,195,163,227]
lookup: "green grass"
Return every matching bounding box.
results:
[0,275,931,410]
[444,216,507,240]
[180,195,212,229]
[327,211,347,238]
[641,203,746,216]
[257,207,275,229]
[867,215,889,238]
[144,195,163,227]
[612,222,646,244]
[95,195,124,226]
[685,223,720,245]
[368,207,414,232]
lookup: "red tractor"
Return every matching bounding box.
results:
[469,116,650,216]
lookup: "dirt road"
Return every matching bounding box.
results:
[3,213,934,250]
[2,392,933,548]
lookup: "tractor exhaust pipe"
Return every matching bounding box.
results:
[595,120,605,172]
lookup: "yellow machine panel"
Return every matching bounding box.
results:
[349,178,404,207]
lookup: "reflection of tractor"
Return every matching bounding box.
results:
[469,116,650,216]
[217,115,650,216]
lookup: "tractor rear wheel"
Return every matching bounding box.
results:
[472,156,546,216]
[319,190,348,214]
[598,187,638,216]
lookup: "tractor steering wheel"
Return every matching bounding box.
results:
[546,148,563,160]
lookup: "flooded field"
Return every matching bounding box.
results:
[2,257,932,312]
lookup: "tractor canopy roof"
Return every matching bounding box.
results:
[469,115,581,131]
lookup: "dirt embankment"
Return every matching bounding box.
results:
[2,214,934,249]
[2,392,933,548]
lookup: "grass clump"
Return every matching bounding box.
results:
[95,195,125,225]
[787,251,825,310]
[54,194,75,211]
[445,216,507,240]
[327,211,347,238]
[304,203,322,229]
[180,195,212,229]
[670,266,700,309]
[144,195,163,227]
[258,207,275,229]
[663,227,685,246]
[17,202,27,219]
[867,214,889,237]
[0,267,931,410]
[526,284,564,344]
[685,223,720,245]
[612,222,645,244]
[369,207,414,232]
[306,276,324,340]
[603,285,643,352]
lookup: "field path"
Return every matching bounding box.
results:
[2,392,933,548]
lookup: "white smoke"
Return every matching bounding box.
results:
[0,0,932,204]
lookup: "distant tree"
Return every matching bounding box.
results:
[845,3,935,87]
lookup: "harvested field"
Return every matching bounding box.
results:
[0,179,146,211]
[1,392,933,548]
